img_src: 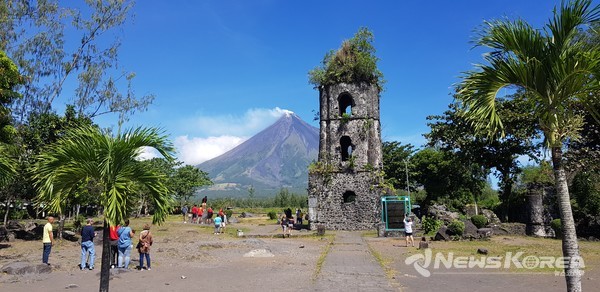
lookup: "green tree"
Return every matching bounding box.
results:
[381,141,415,191]
[0,50,22,143]
[171,164,212,205]
[411,148,487,209]
[426,96,540,220]
[456,1,600,289]
[33,125,175,292]
[0,0,152,125]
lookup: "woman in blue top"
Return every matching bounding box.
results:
[117,219,135,269]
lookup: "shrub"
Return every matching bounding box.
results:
[447,220,465,236]
[551,219,562,238]
[267,211,277,220]
[224,209,233,220]
[471,215,488,229]
[421,216,443,235]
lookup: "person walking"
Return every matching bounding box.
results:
[42,216,55,265]
[213,215,222,234]
[109,224,120,268]
[182,205,189,223]
[117,219,134,269]
[137,224,153,270]
[80,218,97,270]
[404,215,415,247]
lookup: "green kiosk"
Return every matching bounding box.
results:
[381,196,412,231]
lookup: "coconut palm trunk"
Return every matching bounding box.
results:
[99,220,110,292]
[552,146,583,291]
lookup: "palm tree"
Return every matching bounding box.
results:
[33,125,175,292]
[457,1,600,291]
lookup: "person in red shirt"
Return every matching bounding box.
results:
[109,224,120,268]
[191,205,198,224]
[198,207,204,224]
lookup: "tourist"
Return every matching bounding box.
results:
[109,224,120,268]
[213,215,222,234]
[182,205,188,223]
[117,219,135,269]
[138,224,153,270]
[201,195,208,208]
[198,206,204,224]
[280,215,288,238]
[296,209,303,225]
[404,215,414,247]
[207,206,213,224]
[191,204,198,224]
[42,216,55,265]
[80,218,97,270]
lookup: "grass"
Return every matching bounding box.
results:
[401,235,600,273]
[312,233,335,281]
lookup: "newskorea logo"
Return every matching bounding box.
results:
[405,249,585,277]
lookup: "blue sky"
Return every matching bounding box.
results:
[78,0,569,165]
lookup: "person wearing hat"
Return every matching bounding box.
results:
[137,224,153,270]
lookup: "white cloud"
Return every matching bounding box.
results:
[174,135,246,166]
[183,107,293,137]
[161,107,295,165]
[137,147,161,161]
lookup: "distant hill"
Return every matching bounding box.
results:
[196,113,319,197]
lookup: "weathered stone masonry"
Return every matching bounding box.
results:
[308,83,384,230]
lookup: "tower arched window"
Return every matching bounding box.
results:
[340,136,353,161]
[339,93,353,116]
[343,191,356,203]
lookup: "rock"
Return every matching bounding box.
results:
[228,217,239,224]
[243,249,274,258]
[65,284,79,289]
[0,226,8,242]
[434,226,451,241]
[6,220,24,230]
[477,248,488,255]
[418,241,429,249]
[477,228,493,238]
[481,209,501,225]
[1,262,52,275]
[463,220,479,238]
[24,222,38,232]
[299,245,305,248]
[427,204,460,224]
[181,275,186,279]
[62,230,79,242]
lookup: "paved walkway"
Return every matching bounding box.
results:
[313,231,401,291]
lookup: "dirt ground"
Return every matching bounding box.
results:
[1,217,598,292]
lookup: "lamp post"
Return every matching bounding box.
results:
[404,158,410,197]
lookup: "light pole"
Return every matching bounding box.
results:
[404,158,410,197]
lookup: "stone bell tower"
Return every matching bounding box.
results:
[308,82,384,230]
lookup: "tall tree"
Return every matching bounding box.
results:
[0,0,153,125]
[426,96,540,220]
[33,125,175,292]
[410,147,488,209]
[170,165,212,205]
[457,1,600,290]
[381,141,414,192]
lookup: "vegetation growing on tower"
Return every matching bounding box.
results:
[308,27,385,90]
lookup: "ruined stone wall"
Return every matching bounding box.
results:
[308,172,383,230]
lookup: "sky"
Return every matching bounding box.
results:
[69,0,576,166]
